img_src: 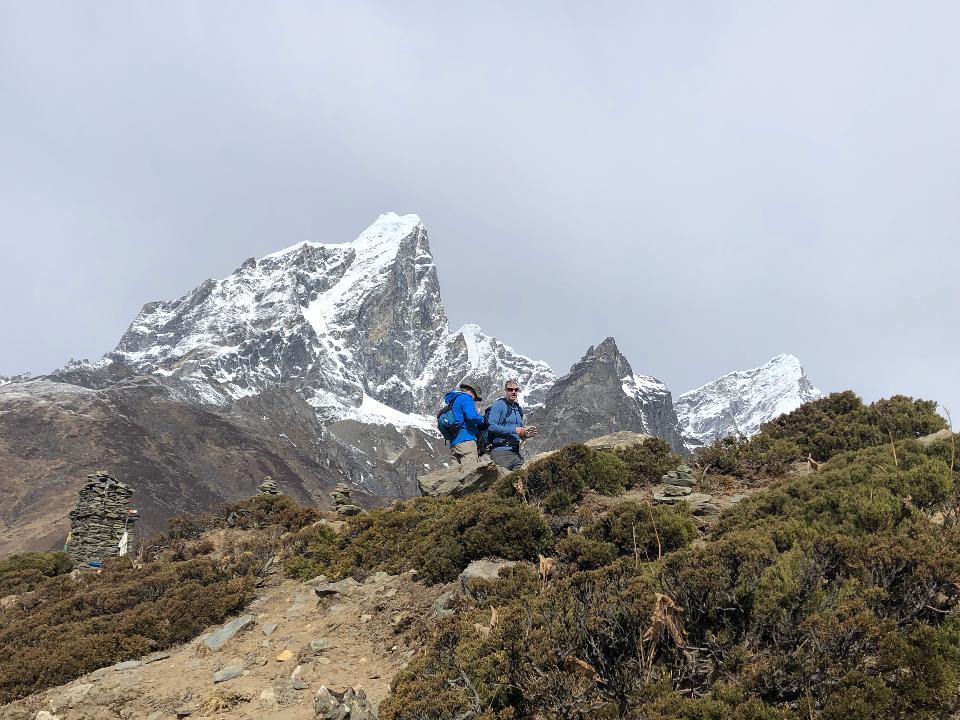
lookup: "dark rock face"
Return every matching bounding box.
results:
[528,338,686,454]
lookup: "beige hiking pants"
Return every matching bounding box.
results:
[451,440,480,477]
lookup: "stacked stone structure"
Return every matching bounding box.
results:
[66,471,137,565]
[330,482,362,516]
[258,477,282,496]
[657,464,696,497]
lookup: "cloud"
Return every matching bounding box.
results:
[1,2,958,414]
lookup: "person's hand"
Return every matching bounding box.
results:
[516,427,527,438]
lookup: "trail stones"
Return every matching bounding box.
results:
[654,463,695,503]
[50,682,94,711]
[313,685,377,719]
[113,660,142,671]
[203,614,254,650]
[65,471,138,565]
[330,482,362,516]
[313,577,359,598]
[212,666,244,683]
[258,477,282,496]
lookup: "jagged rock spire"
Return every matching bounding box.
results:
[530,337,685,453]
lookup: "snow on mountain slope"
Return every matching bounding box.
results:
[417,324,556,410]
[675,353,823,450]
[105,213,553,428]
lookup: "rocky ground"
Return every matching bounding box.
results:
[0,445,772,720]
[0,570,449,720]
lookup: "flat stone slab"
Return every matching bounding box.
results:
[262,623,278,636]
[686,493,717,514]
[143,651,171,664]
[113,660,142,671]
[661,476,696,488]
[203,614,254,650]
[213,666,244,683]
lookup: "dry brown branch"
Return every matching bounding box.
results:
[642,592,686,648]
[513,475,528,503]
[538,554,556,592]
[563,656,604,684]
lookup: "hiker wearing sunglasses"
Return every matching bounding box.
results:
[486,379,537,470]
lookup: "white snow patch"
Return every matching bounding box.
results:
[341,393,438,434]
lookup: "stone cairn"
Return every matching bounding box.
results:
[258,476,283,496]
[653,464,717,515]
[330,482,362,516]
[654,463,696,503]
[66,471,137,565]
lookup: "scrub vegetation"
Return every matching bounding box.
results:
[2,392,958,718]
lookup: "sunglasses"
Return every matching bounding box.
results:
[506,388,519,392]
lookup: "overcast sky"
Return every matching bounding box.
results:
[2,2,959,415]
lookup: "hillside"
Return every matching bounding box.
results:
[1,391,957,719]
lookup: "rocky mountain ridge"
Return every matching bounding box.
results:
[529,338,685,453]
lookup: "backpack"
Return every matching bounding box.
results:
[437,401,461,443]
[477,406,493,456]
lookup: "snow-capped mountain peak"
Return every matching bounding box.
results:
[675,353,823,450]
[99,213,553,428]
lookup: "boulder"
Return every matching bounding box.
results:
[417,456,506,497]
[459,559,518,583]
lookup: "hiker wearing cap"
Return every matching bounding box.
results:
[486,379,537,470]
[442,379,486,477]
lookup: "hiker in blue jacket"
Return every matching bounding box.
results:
[444,379,485,477]
[486,379,537,470]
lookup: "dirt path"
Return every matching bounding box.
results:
[1,571,448,720]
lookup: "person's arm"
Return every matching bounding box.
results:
[458,394,485,429]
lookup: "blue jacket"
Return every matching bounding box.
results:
[486,397,524,450]
[444,390,485,446]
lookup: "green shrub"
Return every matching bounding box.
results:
[555,534,619,570]
[693,434,803,480]
[0,557,254,704]
[0,551,73,596]
[584,501,697,562]
[614,437,681,486]
[164,493,321,541]
[283,494,552,585]
[760,391,945,462]
[282,523,340,581]
[493,444,632,512]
